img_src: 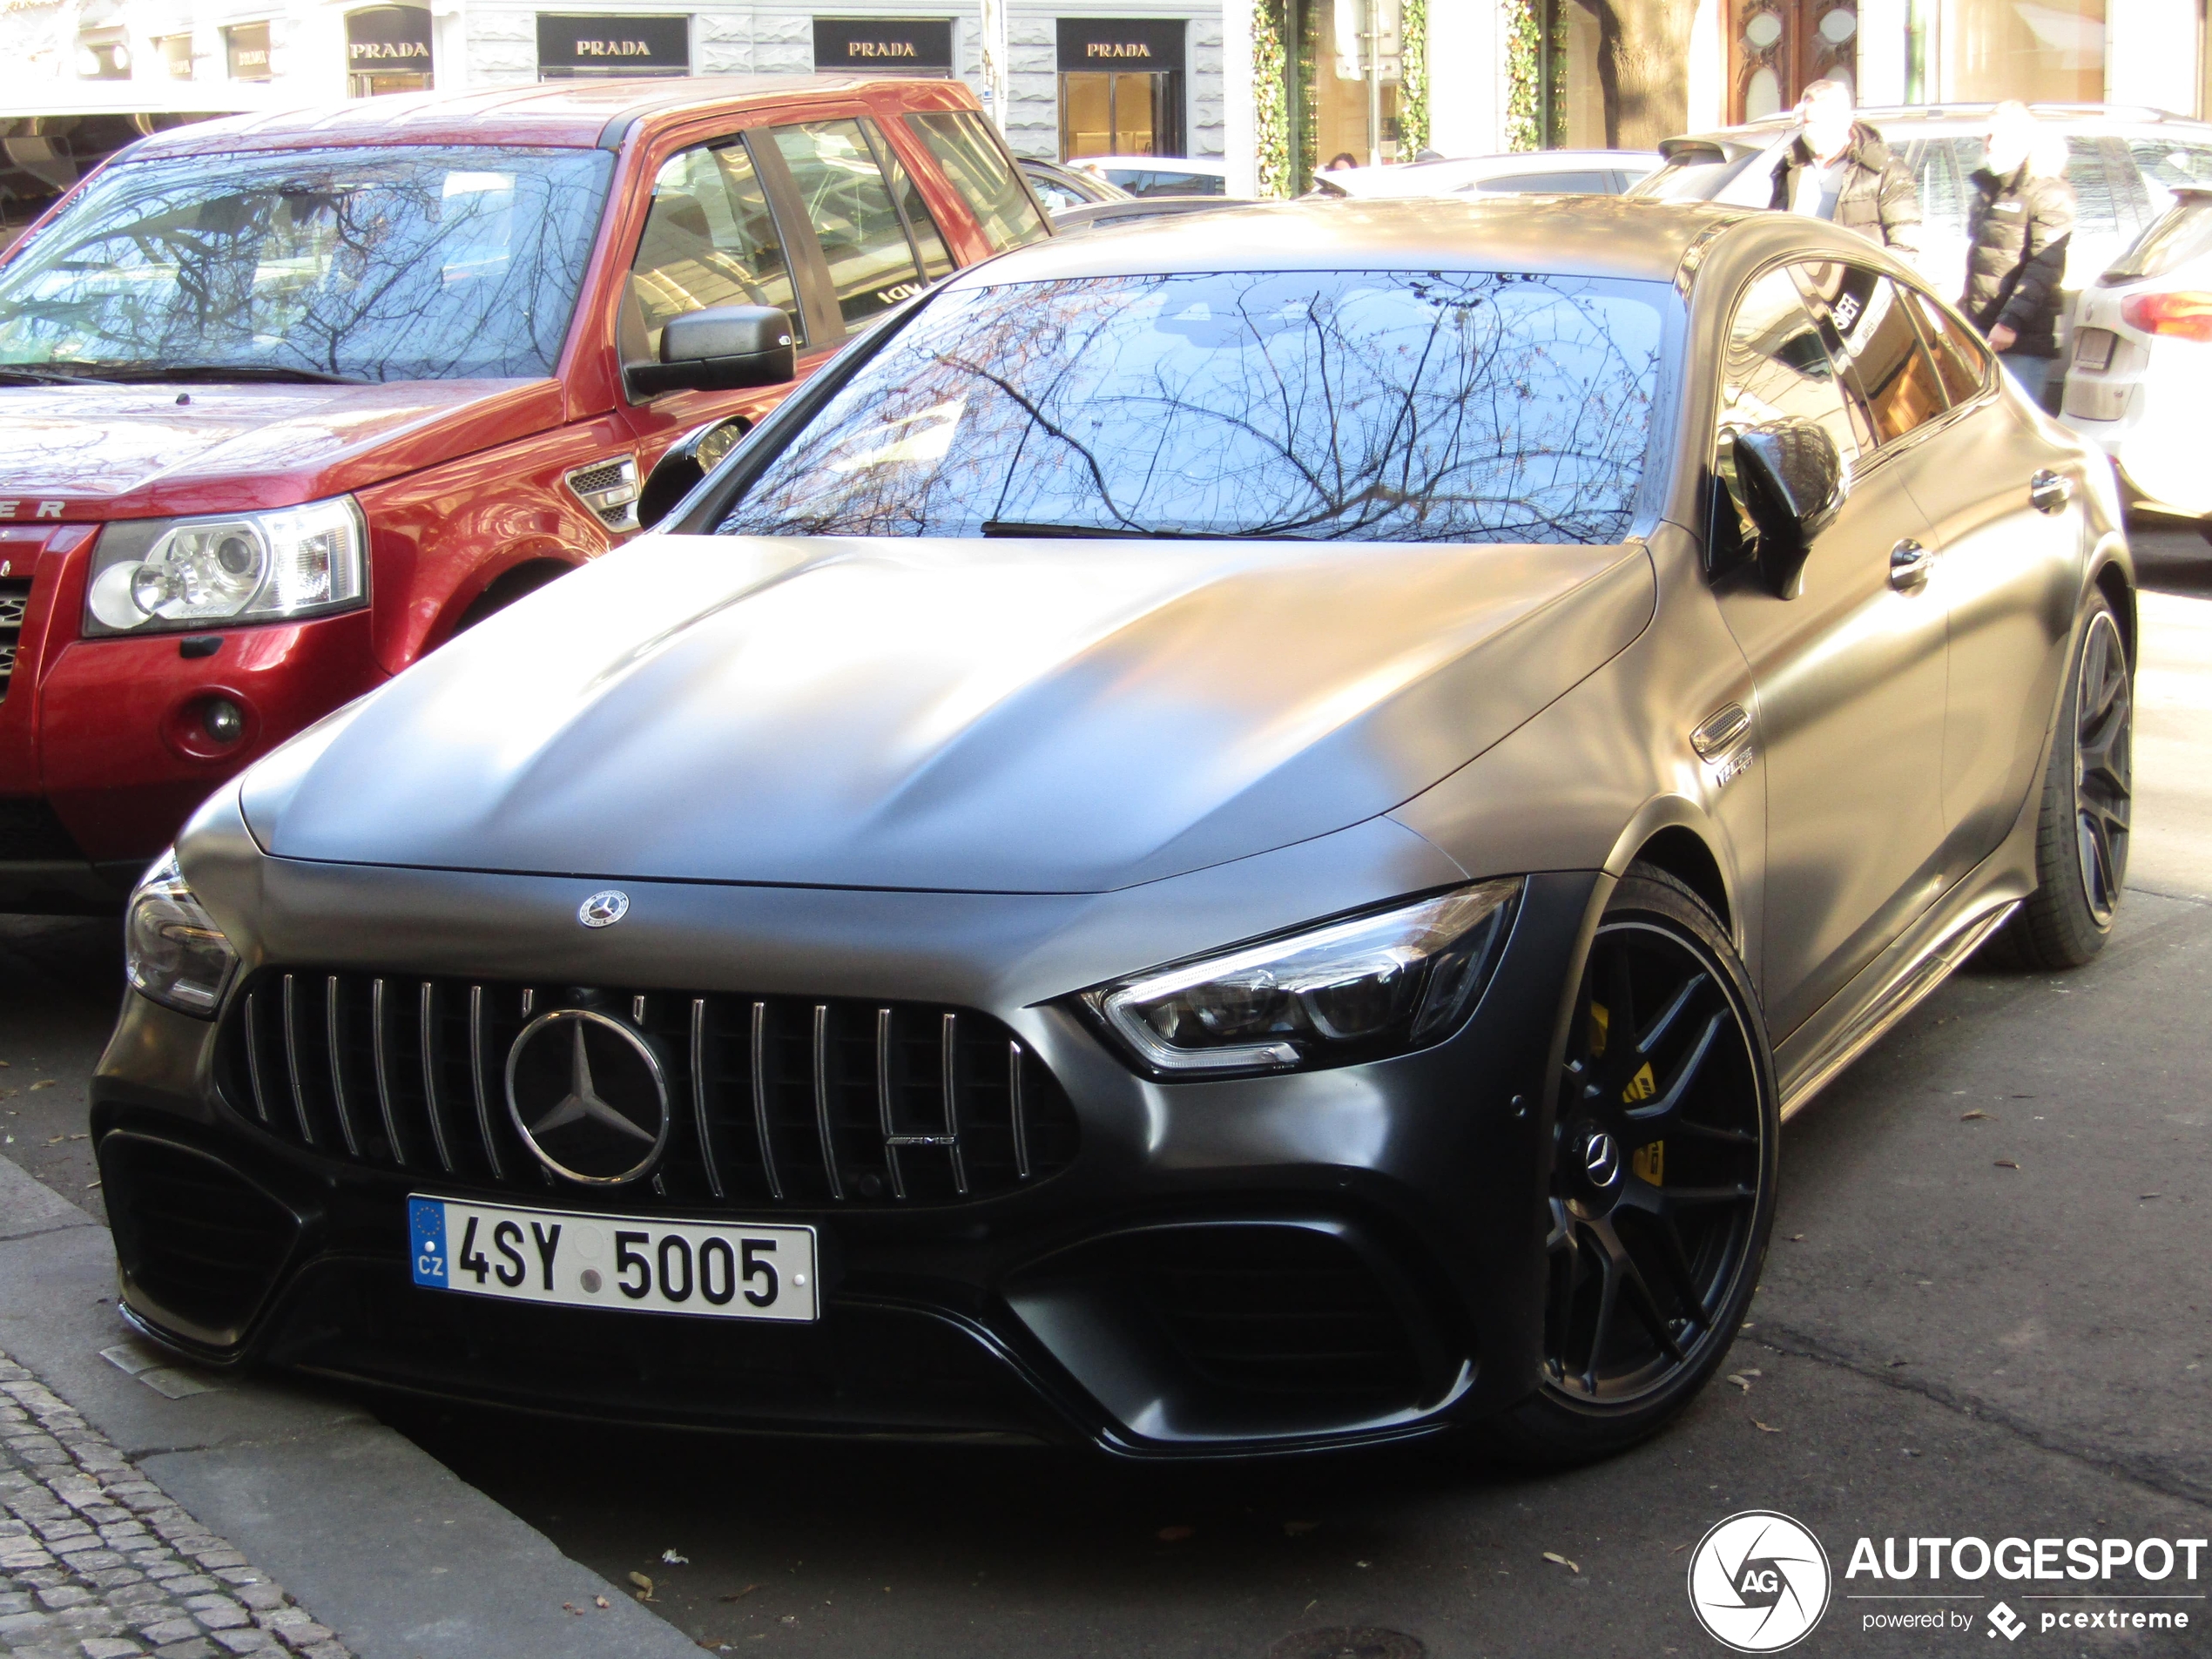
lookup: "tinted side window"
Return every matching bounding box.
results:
[630,140,803,356]
[774,119,928,329]
[1717,266,1862,472]
[869,131,954,281]
[905,111,1051,251]
[2064,136,2124,239]
[1797,264,1947,447]
[1905,288,1991,407]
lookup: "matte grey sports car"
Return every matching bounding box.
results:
[96,196,2134,1464]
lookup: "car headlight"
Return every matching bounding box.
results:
[1085,879,1522,1076]
[84,496,368,637]
[125,850,239,1018]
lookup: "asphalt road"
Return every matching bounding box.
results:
[6,528,2210,1657]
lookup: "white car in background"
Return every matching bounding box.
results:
[1311,149,1659,199]
[2063,185,2212,518]
[1066,156,1229,198]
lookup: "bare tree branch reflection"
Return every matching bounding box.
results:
[723,270,1665,544]
[0,146,612,382]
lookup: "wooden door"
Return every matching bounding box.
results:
[1729,0,1859,125]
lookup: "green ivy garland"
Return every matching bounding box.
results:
[1254,0,1292,198]
[1503,0,1541,152]
[1399,0,1429,157]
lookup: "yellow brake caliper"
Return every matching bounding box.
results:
[1594,1000,1662,1183]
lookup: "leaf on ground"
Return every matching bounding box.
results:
[662,1549,690,1565]
[1542,1551,1580,1574]
[1753,1420,1782,1433]
[1960,1109,1991,1120]
[1994,1159,2020,1170]
[719,1586,760,1602]
[629,1571,655,1598]
[593,1595,610,1608]
[1787,1233,1806,1242]
[1157,1525,1195,1542]
[1283,1521,1320,1536]
[1726,1373,1752,1392]
[562,1603,583,1616]
[28,1080,54,1090]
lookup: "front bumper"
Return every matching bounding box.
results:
[92,853,1601,1458]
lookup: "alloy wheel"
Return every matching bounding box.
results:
[1541,920,1766,1406]
[2073,609,2133,928]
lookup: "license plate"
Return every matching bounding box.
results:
[408,1196,818,1322]
[2074,327,2117,372]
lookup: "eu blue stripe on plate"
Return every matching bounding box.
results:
[408,1197,448,1287]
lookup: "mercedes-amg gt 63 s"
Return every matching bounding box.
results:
[94,196,2134,1465]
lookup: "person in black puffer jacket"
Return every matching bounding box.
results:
[1960,101,2075,410]
[1767,79,1921,257]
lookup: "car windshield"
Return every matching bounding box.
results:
[0,145,612,383]
[718,268,1670,543]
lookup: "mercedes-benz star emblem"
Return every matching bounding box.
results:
[578,889,630,927]
[504,1008,669,1184]
[1582,1129,1622,1188]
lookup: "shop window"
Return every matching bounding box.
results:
[1056,20,1186,160]
[629,139,803,359]
[1932,0,2104,103]
[156,34,195,78]
[225,22,274,80]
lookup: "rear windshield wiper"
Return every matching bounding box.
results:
[981,520,1316,541]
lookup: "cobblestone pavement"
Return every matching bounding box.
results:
[0,1349,352,1659]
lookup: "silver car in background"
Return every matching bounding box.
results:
[1312,149,1659,201]
[1634,103,2212,305]
[2063,185,2212,519]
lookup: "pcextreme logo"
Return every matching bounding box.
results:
[1687,1511,1832,1652]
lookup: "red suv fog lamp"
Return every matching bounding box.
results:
[162,692,258,761]
[2120,290,2212,341]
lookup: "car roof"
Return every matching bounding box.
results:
[948,194,1749,286]
[109,75,971,156]
[1676,100,2212,152]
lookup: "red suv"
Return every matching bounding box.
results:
[0,76,1050,911]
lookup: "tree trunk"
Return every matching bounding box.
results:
[1584,0,1695,149]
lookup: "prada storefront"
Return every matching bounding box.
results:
[536,13,691,78]
[1056,17,1184,160]
[347,4,434,96]
[813,18,954,77]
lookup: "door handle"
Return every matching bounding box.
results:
[1889,538,1933,590]
[2030,469,2074,514]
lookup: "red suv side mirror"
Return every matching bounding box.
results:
[626,305,797,399]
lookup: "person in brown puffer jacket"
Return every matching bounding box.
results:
[1766,78,1922,258]
[1959,101,2075,411]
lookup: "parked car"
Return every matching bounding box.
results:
[1,84,285,250]
[1049,195,1256,236]
[2061,185,2212,518]
[1633,103,2212,303]
[96,195,2132,1466]
[1312,149,1659,200]
[1068,155,1228,197]
[0,75,1049,914]
[1019,156,1131,214]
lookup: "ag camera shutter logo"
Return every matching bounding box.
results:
[1687,1510,1832,1652]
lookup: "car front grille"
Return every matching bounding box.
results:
[0,575,30,699]
[217,971,1078,1209]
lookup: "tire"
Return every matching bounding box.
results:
[450,562,574,637]
[2000,592,2133,970]
[1469,866,1779,1468]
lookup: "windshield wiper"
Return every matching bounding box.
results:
[981,520,1315,541]
[80,363,367,387]
[0,364,128,387]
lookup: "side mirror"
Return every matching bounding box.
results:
[624,305,796,400]
[1730,421,1845,598]
[637,415,751,530]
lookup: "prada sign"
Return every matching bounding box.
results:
[536,13,690,76]
[1055,17,1186,72]
[813,18,954,74]
[225,21,273,80]
[347,5,433,65]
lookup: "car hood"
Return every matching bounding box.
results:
[0,378,563,516]
[241,532,1656,894]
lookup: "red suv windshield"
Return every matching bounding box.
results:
[0,144,612,384]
